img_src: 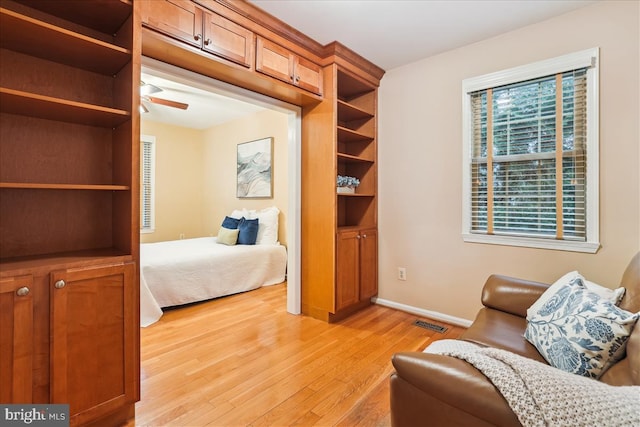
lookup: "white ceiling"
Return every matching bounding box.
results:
[249,0,597,71]
[140,72,266,129]
[142,0,597,129]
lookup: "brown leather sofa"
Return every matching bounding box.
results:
[390,252,640,427]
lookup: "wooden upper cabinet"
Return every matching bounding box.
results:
[256,36,322,95]
[256,37,293,83]
[50,263,136,426]
[141,0,254,68]
[203,12,254,68]
[294,56,323,95]
[140,0,203,48]
[0,275,34,404]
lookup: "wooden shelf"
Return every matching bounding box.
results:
[337,126,374,143]
[337,153,374,163]
[337,99,374,122]
[0,7,131,75]
[337,192,375,197]
[0,88,130,127]
[0,248,132,274]
[17,0,133,34]
[337,69,376,100]
[0,183,130,190]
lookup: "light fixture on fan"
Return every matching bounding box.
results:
[140,81,189,112]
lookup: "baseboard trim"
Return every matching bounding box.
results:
[372,297,474,328]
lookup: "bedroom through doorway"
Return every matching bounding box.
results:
[139,57,301,321]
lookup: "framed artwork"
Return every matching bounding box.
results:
[237,137,273,198]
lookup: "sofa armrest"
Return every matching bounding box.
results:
[390,352,520,427]
[481,274,550,317]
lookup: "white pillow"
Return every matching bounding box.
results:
[254,206,279,245]
[229,208,249,220]
[228,207,279,245]
[527,271,625,320]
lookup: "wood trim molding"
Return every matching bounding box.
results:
[322,41,385,83]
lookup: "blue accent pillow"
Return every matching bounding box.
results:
[237,218,259,245]
[221,216,240,229]
[524,277,639,379]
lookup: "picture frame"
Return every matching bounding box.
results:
[237,137,273,198]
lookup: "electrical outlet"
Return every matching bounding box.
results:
[398,267,407,281]
[179,233,185,239]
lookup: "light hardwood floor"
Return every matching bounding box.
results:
[134,283,465,426]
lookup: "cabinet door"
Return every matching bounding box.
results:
[256,36,294,85]
[359,229,378,300]
[50,263,136,426]
[336,230,360,311]
[140,0,203,48]
[203,12,254,68]
[294,56,323,95]
[0,275,33,403]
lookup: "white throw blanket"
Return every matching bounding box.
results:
[425,340,640,427]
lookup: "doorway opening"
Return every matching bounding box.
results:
[141,56,301,315]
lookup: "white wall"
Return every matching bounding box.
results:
[377,1,640,323]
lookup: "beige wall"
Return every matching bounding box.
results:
[140,109,289,245]
[377,1,639,322]
[202,109,290,246]
[140,120,205,243]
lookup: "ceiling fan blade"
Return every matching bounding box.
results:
[140,81,162,96]
[146,96,189,110]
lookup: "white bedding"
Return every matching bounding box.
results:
[140,237,287,326]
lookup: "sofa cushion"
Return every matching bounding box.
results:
[460,308,547,364]
[525,277,639,379]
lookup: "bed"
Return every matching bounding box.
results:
[140,236,287,326]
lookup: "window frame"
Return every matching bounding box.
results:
[461,48,600,253]
[140,134,156,234]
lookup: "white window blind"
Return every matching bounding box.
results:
[462,49,599,253]
[141,135,156,233]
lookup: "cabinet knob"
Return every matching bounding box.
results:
[362,234,367,238]
[204,38,211,46]
[194,34,201,41]
[16,286,30,297]
[295,75,300,82]
[356,235,361,239]
[54,279,66,289]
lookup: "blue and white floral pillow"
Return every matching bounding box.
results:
[524,277,639,379]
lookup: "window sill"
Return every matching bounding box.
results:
[462,233,600,253]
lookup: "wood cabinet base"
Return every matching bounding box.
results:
[302,298,373,323]
[84,404,135,427]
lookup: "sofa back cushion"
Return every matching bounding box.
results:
[619,252,640,314]
[601,252,640,386]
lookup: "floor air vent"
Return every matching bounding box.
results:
[413,320,447,333]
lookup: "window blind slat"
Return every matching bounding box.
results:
[470,68,587,241]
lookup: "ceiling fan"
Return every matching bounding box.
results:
[140,81,189,113]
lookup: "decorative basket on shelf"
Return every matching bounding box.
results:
[337,175,360,194]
